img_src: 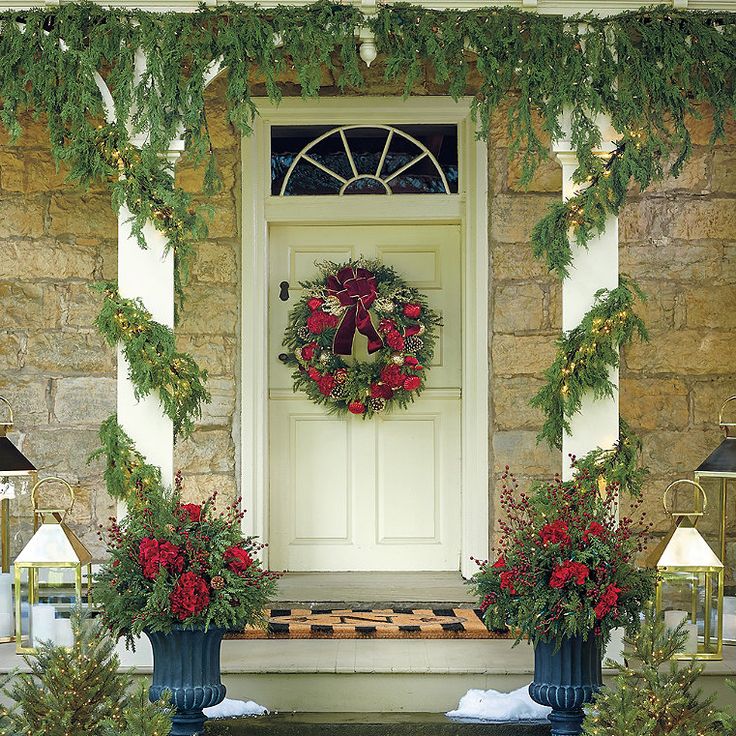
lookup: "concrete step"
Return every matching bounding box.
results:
[205,713,550,736]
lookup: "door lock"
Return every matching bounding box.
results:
[279,281,290,301]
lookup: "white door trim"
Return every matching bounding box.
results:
[240,96,489,578]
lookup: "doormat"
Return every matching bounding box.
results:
[226,608,511,640]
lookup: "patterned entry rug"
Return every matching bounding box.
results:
[227,608,511,640]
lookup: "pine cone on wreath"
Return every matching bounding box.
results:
[298,326,311,340]
[369,397,386,412]
[404,335,424,353]
[331,383,349,399]
[211,576,225,591]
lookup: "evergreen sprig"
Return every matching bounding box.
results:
[531,276,648,450]
[93,282,209,438]
[89,415,163,503]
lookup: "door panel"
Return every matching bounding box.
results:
[268,224,462,571]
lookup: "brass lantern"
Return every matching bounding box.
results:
[14,477,92,654]
[0,395,37,643]
[694,395,736,644]
[647,479,724,660]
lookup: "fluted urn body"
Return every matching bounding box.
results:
[146,626,227,736]
[528,634,602,735]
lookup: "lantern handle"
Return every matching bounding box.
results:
[662,479,707,518]
[30,477,76,522]
[0,396,13,429]
[718,395,736,434]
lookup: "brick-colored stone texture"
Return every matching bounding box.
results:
[1,70,734,572]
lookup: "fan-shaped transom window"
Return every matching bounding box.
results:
[271,124,459,196]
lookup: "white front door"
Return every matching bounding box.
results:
[268,223,462,571]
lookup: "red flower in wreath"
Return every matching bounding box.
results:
[500,569,519,595]
[379,318,397,333]
[492,556,506,569]
[316,374,335,396]
[306,311,338,334]
[302,342,318,361]
[594,583,622,619]
[139,538,184,580]
[539,520,570,547]
[308,367,321,381]
[380,364,405,389]
[583,522,607,544]
[224,546,254,575]
[385,331,405,351]
[371,383,394,400]
[349,401,366,414]
[170,571,210,620]
[307,298,324,311]
[403,304,422,319]
[403,375,421,391]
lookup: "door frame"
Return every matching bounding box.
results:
[240,96,489,578]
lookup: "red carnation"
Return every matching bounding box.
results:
[169,571,210,621]
[549,560,589,589]
[583,522,607,544]
[302,342,318,361]
[139,538,184,580]
[403,304,421,319]
[380,364,405,389]
[179,503,202,523]
[404,356,419,367]
[378,318,397,334]
[492,556,506,569]
[594,583,622,619]
[385,331,405,351]
[540,520,570,547]
[403,375,421,391]
[500,570,518,595]
[308,367,321,381]
[306,311,338,334]
[317,374,335,396]
[348,401,366,415]
[224,546,254,575]
[370,383,394,400]
[307,298,324,311]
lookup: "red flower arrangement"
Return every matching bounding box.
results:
[471,467,656,646]
[95,473,279,645]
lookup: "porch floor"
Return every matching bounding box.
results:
[271,572,475,608]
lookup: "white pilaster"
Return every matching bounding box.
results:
[554,120,619,480]
[116,145,184,492]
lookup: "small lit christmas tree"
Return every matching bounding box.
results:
[583,605,723,736]
[0,610,171,736]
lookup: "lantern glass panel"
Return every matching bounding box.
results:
[659,569,723,659]
[14,563,90,653]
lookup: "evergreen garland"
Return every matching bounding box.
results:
[92,282,209,438]
[89,415,163,503]
[530,276,648,450]
[0,1,733,499]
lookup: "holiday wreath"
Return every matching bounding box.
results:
[282,259,441,417]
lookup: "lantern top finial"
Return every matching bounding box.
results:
[662,478,706,519]
[718,395,736,437]
[0,396,14,436]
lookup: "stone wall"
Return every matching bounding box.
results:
[1,75,734,570]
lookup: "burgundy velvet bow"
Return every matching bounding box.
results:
[326,267,383,355]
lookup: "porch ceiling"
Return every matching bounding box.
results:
[1,0,736,13]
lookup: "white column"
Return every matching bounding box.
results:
[116,145,184,491]
[553,122,619,481]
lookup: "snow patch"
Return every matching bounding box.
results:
[204,698,269,719]
[447,685,551,722]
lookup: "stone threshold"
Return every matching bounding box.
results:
[204,713,550,736]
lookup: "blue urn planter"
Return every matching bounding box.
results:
[528,634,602,736]
[145,626,227,736]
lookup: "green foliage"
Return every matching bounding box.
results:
[89,414,163,502]
[282,258,442,418]
[531,276,648,450]
[471,469,656,646]
[573,420,649,498]
[93,282,209,438]
[0,610,172,736]
[94,476,278,645]
[583,604,725,736]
